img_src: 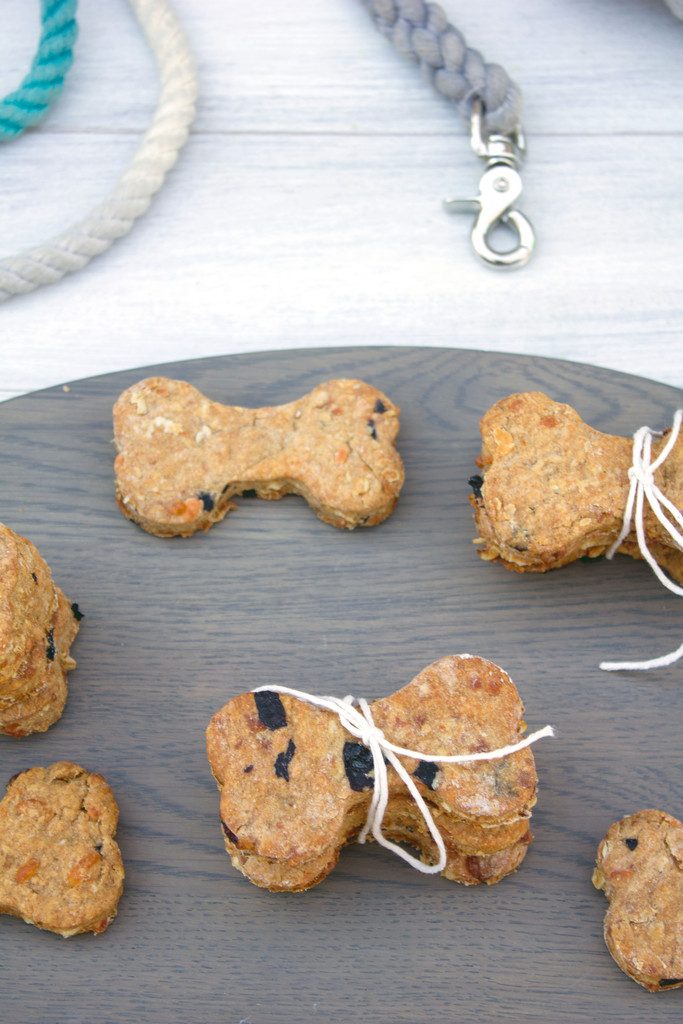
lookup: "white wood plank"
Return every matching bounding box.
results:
[0,132,681,394]
[1,0,681,136]
[0,0,681,401]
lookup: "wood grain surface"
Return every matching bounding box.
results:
[1,0,682,399]
[0,347,681,1024]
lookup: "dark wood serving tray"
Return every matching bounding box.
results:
[0,347,681,1024]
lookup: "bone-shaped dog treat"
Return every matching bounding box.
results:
[113,377,404,536]
[206,655,540,892]
[0,762,124,936]
[469,392,683,582]
[0,523,81,737]
[592,810,683,991]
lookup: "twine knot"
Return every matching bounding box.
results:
[628,463,655,488]
[600,409,683,672]
[356,718,386,750]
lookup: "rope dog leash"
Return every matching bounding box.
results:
[600,410,683,672]
[361,0,534,267]
[0,0,197,303]
[0,0,527,303]
[362,0,520,134]
[253,682,554,875]
[0,0,78,142]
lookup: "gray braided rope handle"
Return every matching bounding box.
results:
[362,0,522,135]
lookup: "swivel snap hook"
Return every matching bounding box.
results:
[443,99,535,269]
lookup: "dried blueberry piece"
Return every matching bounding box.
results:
[367,419,377,440]
[221,821,239,846]
[198,491,215,512]
[274,739,296,781]
[254,691,287,730]
[243,764,254,774]
[624,837,638,851]
[71,602,84,621]
[374,399,386,414]
[31,572,38,584]
[659,979,683,987]
[46,628,55,662]
[241,489,258,498]
[343,741,374,791]
[413,760,438,790]
[468,474,484,499]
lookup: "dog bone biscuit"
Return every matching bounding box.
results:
[0,762,124,936]
[113,377,404,536]
[0,524,81,737]
[206,655,539,892]
[469,392,683,581]
[592,809,683,991]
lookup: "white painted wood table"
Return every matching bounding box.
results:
[0,0,681,401]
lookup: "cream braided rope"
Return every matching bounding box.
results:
[0,0,197,303]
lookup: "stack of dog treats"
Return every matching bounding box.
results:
[206,655,539,891]
[0,524,81,737]
[469,391,683,582]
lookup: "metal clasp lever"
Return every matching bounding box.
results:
[443,99,535,269]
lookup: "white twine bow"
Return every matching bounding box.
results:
[600,409,683,672]
[252,681,554,875]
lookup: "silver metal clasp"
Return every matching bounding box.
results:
[443,99,535,269]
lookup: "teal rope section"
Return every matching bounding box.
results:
[0,0,78,141]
